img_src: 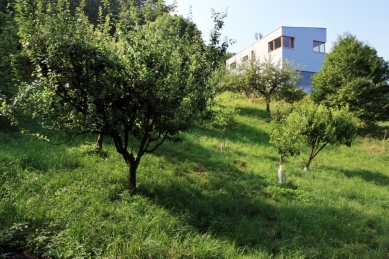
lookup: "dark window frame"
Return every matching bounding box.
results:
[268,36,295,52]
[313,41,325,53]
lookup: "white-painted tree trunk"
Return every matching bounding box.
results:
[278,164,284,183]
[219,140,225,151]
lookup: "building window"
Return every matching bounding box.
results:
[251,50,255,59]
[274,37,282,49]
[283,36,294,48]
[268,41,274,52]
[230,62,236,70]
[268,36,295,52]
[243,55,248,62]
[313,41,325,53]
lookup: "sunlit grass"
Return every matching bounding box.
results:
[1,92,388,258]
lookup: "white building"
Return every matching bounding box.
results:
[226,26,327,91]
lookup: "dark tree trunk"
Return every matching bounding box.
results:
[305,142,326,171]
[111,131,154,192]
[121,150,139,192]
[96,134,104,150]
[305,149,314,171]
[129,161,139,192]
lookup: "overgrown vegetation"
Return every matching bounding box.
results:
[1,0,389,258]
[1,93,389,258]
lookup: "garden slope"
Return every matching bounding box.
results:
[1,93,388,258]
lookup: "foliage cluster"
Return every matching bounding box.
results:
[0,6,19,102]
[7,0,230,189]
[211,98,239,150]
[222,56,305,116]
[271,101,357,169]
[66,0,172,29]
[312,33,389,125]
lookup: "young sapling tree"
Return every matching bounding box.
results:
[273,101,357,171]
[212,101,238,150]
[270,103,302,182]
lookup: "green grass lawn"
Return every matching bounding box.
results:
[1,92,388,258]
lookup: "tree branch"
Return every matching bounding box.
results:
[112,135,125,154]
[124,129,129,150]
[145,133,168,153]
[311,142,328,160]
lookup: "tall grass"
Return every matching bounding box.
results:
[1,92,388,258]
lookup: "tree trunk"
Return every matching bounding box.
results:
[220,129,225,151]
[305,144,316,171]
[265,97,271,117]
[121,150,139,192]
[305,155,313,171]
[111,134,142,192]
[96,134,104,150]
[129,162,139,192]
[278,154,284,183]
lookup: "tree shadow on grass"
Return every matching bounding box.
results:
[137,169,386,257]
[134,127,389,257]
[357,124,389,140]
[325,166,389,187]
[195,122,271,147]
[237,106,269,121]
[148,123,272,176]
[138,134,388,256]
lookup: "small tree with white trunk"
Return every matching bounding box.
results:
[270,110,302,183]
[271,101,357,178]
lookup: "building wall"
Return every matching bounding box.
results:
[226,27,283,67]
[226,26,327,82]
[280,27,326,72]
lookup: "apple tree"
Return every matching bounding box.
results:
[270,101,357,171]
[9,0,229,190]
[225,56,305,116]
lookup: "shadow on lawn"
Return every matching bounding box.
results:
[139,140,386,257]
[195,122,271,147]
[149,122,272,174]
[330,167,389,187]
[237,106,269,121]
[138,170,384,257]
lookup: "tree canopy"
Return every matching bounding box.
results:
[224,56,305,116]
[312,33,389,125]
[9,0,229,190]
[270,101,357,170]
[66,0,172,28]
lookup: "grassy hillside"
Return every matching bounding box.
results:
[1,92,388,258]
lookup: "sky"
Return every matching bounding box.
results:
[165,0,389,61]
